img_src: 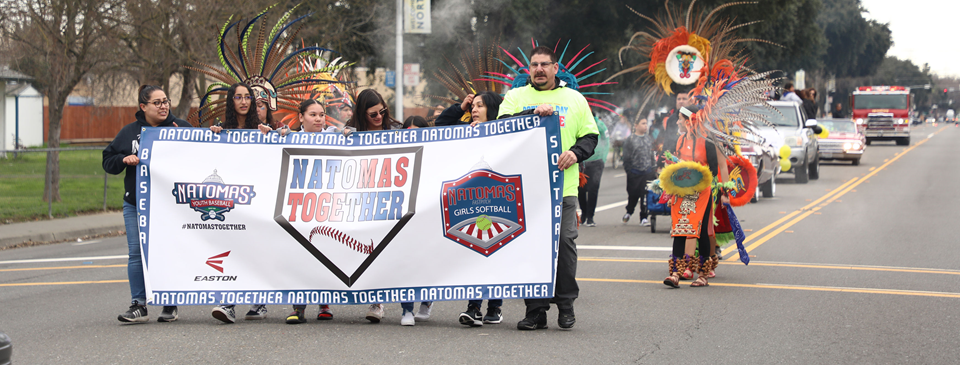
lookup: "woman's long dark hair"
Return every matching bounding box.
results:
[476,91,503,122]
[348,89,398,131]
[223,83,258,129]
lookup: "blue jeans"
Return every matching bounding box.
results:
[401,302,432,313]
[123,202,146,305]
[468,299,503,309]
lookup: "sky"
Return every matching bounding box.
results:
[860,0,957,77]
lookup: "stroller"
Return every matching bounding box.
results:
[646,190,670,233]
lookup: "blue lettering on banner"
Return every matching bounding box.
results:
[148,283,551,305]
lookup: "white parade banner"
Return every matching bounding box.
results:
[136,115,563,306]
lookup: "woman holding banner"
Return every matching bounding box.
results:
[282,99,340,324]
[105,85,188,323]
[346,89,431,325]
[208,83,273,324]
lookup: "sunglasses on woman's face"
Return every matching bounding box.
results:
[367,109,387,119]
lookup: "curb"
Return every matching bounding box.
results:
[0,225,125,249]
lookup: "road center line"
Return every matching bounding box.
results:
[580,257,960,275]
[0,255,127,265]
[577,278,960,299]
[725,129,941,261]
[579,245,671,251]
[0,264,125,272]
[0,280,127,287]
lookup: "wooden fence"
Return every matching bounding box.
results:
[44,105,436,143]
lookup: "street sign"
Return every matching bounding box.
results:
[403,63,420,86]
[403,0,431,34]
[385,70,396,88]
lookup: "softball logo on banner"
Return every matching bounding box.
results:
[274,147,424,287]
[441,159,525,256]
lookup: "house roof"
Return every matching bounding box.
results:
[6,83,39,96]
[0,66,33,81]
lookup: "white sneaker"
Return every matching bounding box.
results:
[640,218,650,226]
[414,302,432,321]
[400,310,415,326]
[365,303,384,323]
[622,213,631,223]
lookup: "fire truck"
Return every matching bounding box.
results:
[851,86,911,145]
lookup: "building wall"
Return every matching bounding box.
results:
[0,83,6,153]
[4,85,44,149]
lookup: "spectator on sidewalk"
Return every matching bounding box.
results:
[104,85,188,324]
[831,103,847,118]
[782,82,802,102]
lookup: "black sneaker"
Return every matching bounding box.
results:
[118,303,148,323]
[483,307,502,324]
[516,311,548,330]
[212,305,236,324]
[458,306,483,327]
[286,306,306,324]
[244,305,267,320]
[558,309,576,329]
[584,218,596,227]
[157,306,178,322]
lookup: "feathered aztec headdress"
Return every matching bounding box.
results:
[273,49,356,130]
[425,40,506,122]
[187,3,350,126]
[610,0,782,154]
[479,39,619,114]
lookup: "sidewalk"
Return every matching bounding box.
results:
[0,212,124,249]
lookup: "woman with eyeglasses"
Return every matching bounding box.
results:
[104,85,188,323]
[346,89,402,132]
[343,89,430,325]
[208,83,273,135]
[208,83,273,324]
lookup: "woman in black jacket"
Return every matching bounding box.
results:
[103,85,188,323]
[801,88,819,119]
[434,91,503,126]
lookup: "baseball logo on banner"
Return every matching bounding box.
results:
[274,147,423,287]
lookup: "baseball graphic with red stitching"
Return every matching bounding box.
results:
[309,226,374,254]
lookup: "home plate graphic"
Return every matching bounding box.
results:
[274,147,423,287]
[441,159,525,256]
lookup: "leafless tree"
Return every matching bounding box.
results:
[1,0,124,202]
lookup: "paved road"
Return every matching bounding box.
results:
[2,124,958,364]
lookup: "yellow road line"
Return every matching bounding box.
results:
[577,278,960,299]
[579,258,960,276]
[726,128,944,261]
[0,264,125,272]
[0,279,127,287]
[723,177,859,262]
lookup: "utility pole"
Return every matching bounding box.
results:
[395,0,404,121]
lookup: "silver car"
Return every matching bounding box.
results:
[751,101,820,184]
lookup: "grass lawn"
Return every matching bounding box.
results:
[0,149,125,222]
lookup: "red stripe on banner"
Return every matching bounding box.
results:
[493,223,504,234]
[465,224,474,235]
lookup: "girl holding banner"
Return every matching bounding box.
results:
[208,83,274,323]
